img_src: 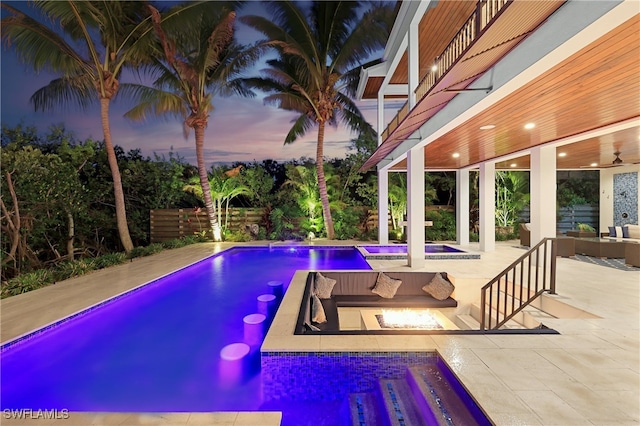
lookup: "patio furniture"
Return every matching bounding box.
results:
[556,237,575,257]
[566,230,597,238]
[519,223,530,247]
[625,242,640,267]
[296,271,457,333]
[574,238,626,258]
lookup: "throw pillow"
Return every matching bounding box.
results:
[304,322,321,332]
[371,272,402,299]
[615,226,623,238]
[314,272,337,299]
[608,226,616,237]
[422,272,455,301]
[622,226,630,238]
[311,294,326,323]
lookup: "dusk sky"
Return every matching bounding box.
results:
[1,1,397,167]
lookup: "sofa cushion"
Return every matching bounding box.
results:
[314,272,337,299]
[371,272,402,298]
[311,294,327,323]
[333,295,457,308]
[609,226,626,238]
[422,272,455,301]
[627,224,640,239]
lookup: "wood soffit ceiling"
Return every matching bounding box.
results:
[388,13,640,171]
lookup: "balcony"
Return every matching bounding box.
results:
[364,0,566,171]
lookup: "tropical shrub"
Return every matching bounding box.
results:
[92,253,128,270]
[333,207,367,240]
[1,269,52,298]
[426,210,457,241]
[129,243,164,259]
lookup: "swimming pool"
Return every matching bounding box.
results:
[357,244,481,260]
[0,246,370,412]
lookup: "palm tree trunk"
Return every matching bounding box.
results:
[66,210,75,261]
[100,98,134,253]
[316,122,335,239]
[194,124,222,241]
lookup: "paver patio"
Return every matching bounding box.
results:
[1,241,638,425]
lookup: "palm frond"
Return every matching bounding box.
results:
[202,10,236,75]
[263,92,307,113]
[1,3,91,75]
[311,1,359,64]
[121,84,186,122]
[30,75,96,112]
[284,114,315,145]
[335,91,375,139]
[332,2,395,72]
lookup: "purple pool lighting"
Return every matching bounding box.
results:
[361,244,464,254]
[1,246,370,413]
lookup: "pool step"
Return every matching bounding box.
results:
[406,364,491,426]
[346,392,385,426]
[376,379,425,426]
[345,363,492,426]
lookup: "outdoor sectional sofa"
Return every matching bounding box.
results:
[295,271,457,334]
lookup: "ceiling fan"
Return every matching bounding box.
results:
[611,151,624,166]
[580,151,637,169]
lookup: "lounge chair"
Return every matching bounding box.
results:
[519,223,530,247]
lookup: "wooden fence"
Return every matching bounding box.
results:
[150,208,262,242]
[519,204,599,234]
[150,205,456,242]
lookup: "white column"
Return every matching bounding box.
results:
[407,147,425,268]
[408,19,419,110]
[530,146,557,244]
[378,170,389,244]
[479,162,496,252]
[456,169,470,245]
[377,90,385,146]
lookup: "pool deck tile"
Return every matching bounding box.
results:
[2,240,639,425]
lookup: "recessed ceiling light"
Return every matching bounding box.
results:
[452,152,460,158]
[524,123,535,130]
[590,162,598,167]
[479,124,495,130]
[510,163,517,168]
[558,152,567,157]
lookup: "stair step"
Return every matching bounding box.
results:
[377,379,424,426]
[470,302,527,329]
[346,392,384,426]
[454,314,479,330]
[407,364,491,426]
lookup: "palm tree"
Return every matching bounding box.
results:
[123,2,256,241]
[240,1,395,239]
[495,171,530,228]
[183,169,252,234]
[0,1,157,253]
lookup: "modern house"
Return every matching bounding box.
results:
[356,0,640,267]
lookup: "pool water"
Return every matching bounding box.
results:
[0,246,370,412]
[361,244,465,254]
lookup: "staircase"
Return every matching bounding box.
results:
[454,238,560,331]
[479,238,557,330]
[344,361,491,426]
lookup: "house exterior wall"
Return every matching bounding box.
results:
[600,165,640,230]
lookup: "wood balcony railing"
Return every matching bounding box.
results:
[381,0,510,142]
